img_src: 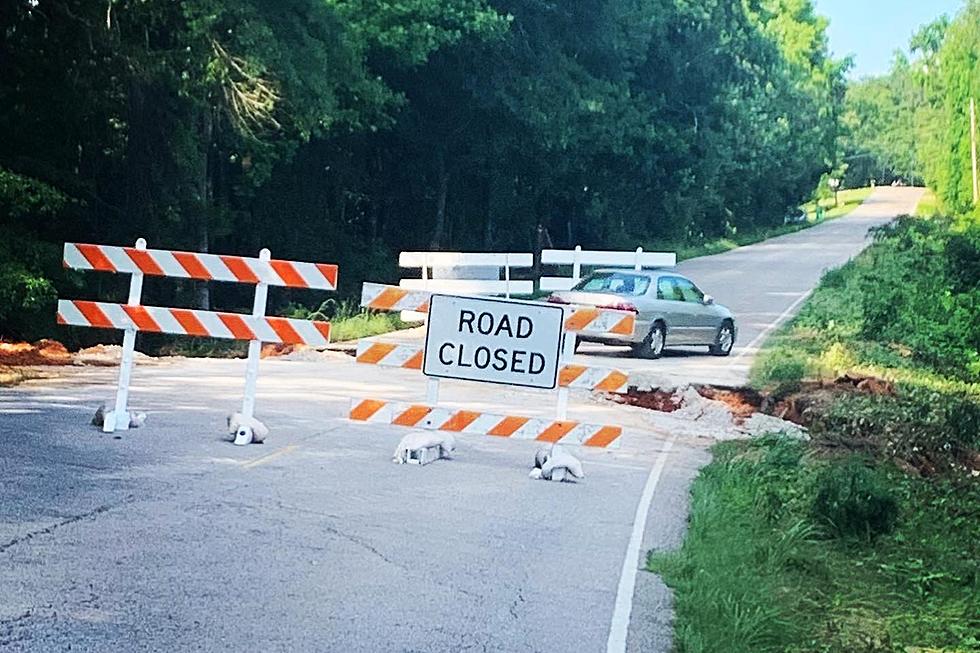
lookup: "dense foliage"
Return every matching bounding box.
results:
[651,435,980,653]
[754,216,980,474]
[0,0,845,340]
[841,0,980,218]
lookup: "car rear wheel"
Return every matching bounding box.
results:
[632,322,665,360]
[709,321,735,357]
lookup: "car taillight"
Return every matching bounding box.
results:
[546,294,569,304]
[601,302,638,313]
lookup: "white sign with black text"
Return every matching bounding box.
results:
[423,295,564,389]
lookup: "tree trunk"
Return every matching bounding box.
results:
[196,106,213,310]
[430,150,449,250]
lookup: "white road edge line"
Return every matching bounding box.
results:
[729,289,813,364]
[606,432,679,653]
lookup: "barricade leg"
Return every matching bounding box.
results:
[556,328,576,420]
[235,248,271,445]
[104,238,146,433]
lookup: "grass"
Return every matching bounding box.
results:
[668,187,873,261]
[916,189,941,217]
[655,213,980,653]
[802,186,874,222]
[285,298,411,343]
[329,310,408,342]
[649,436,980,653]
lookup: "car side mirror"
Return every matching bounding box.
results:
[702,294,714,305]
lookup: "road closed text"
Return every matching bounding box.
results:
[423,296,563,389]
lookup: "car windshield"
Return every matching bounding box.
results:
[573,272,650,296]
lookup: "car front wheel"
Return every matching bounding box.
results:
[709,322,735,356]
[632,323,666,360]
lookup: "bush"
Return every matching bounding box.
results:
[810,459,899,539]
[811,386,980,474]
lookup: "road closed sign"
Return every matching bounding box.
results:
[423,295,564,389]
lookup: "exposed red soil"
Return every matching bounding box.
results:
[612,388,682,412]
[260,343,307,358]
[0,339,72,366]
[616,371,896,429]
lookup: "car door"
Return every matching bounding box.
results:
[671,277,718,344]
[655,275,696,343]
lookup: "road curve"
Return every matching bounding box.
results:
[575,186,925,386]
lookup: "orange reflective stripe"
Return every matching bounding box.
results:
[122,305,162,332]
[583,425,623,447]
[173,252,212,280]
[610,315,635,335]
[350,399,386,421]
[312,321,331,341]
[595,370,629,392]
[76,244,116,272]
[357,342,397,364]
[441,411,480,432]
[315,263,338,287]
[267,317,303,344]
[75,300,113,328]
[536,421,577,443]
[564,308,598,331]
[170,309,209,337]
[217,313,256,340]
[124,248,165,276]
[403,350,423,369]
[370,287,409,311]
[270,260,306,288]
[393,405,431,427]
[487,416,528,437]
[220,256,260,284]
[558,364,587,386]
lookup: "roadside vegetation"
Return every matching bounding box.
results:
[665,187,871,262]
[652,215,980,653]
[285,300,409,343]
[802,186,874,221]
[916,189,941,217]
[2,1,848,345]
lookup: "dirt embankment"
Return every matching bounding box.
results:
[0,339,155,371]
[611,372,899,442]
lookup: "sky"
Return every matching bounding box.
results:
[813,0,965,78]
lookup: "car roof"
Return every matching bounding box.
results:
[591,268,680,279]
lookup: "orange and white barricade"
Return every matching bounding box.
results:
[353,283,636,449]
[58,239,337,441]
[350,399,623,448]
[355,340,630,394]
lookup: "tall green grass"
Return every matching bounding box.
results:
[285,298,411,343]
[650,436,980,653]
[656,213,980,653]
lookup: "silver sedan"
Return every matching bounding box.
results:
[547,269,737,359]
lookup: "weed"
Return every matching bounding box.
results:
[810,459,899,540]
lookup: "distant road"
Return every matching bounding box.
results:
[575,186,925,386]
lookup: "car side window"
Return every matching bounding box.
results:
[656,276,674,300]
[673,278,704,303]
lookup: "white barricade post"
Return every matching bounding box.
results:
[236,248,271,445]
[540,248,676,291]
[58,241,338,439]
[105,238,147,432]
[354,284,635,449]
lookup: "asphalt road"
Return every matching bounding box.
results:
[576,186,924,385]
[0,187,920,652]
